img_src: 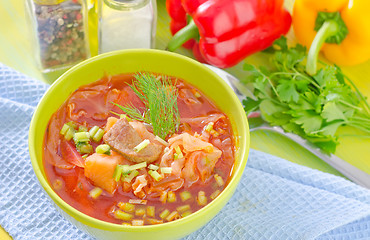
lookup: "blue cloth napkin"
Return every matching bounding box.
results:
[1,63,370,240]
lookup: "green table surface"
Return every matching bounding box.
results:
[1,0,369,238]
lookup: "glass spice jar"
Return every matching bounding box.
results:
[98,0,157,54]
[25,0,90,73]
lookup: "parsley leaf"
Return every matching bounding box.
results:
[242,37,370,154]
[321,102,347,122]
[294,110,322,133]
[320,121,344,136]
[242,97,261,115]
[276,79,300,103]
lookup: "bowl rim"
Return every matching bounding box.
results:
[29,49,250,232]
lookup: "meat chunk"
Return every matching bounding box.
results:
[103,118,163,163]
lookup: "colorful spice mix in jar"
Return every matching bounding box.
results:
[25,0,90,73]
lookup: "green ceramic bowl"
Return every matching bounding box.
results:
[29,49,250,240]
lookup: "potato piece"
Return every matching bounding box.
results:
[105,117,119,132]
[84,152,123,194]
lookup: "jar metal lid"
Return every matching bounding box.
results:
[33,0,66,5]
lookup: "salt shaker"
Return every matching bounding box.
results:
[98,0,157,53]
[25,0,90,74]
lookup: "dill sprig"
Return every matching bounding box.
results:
[112,72,180,139]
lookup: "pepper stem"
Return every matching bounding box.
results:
[306,20,339,76]
[167,19,199,52]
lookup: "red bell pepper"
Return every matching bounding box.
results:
[167,0,292,68]
[166,0,195,49]
[181,0,208,14]
[166,0,208,63]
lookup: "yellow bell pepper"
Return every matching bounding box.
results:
[293,0,370,75]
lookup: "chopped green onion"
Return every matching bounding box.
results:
[66,121,77,129]
[122,169,139,183]
[129,199,147,205]
[181,211,192,218]
[81,154,89,159]
[146,206,155,218]
[113,165,123,182]
[111,113,131,121]
[205,122,214,132]
[135,208,146,216]
[118,202,135,213]
[210,129,220,137]
[194,91,201,98]
[89,126,99,137]
[89,187,102,199]
[92,128,105,142]
[160,167,172,174]
[121,165,132,176]
[133,139,150,152]
[166,211,180,222]
[148,164,159,171]
[114,165,133,181]
[64,127,75,141]
[114,210,133,221]
[146,218,163,225]
[167,191,176,203]
[131,219,144,226]
[154,136,169,146]
[197,191,207,206]
[174,146,183,159]
[73,131,90,143]
[159,209,170,219]
[77,143,93,154]
[129,162,147,171]
[60,124,70,135]
[96,144,111,155]
[148,170,163,181]
[160,191,167,203]
[180,191,192,202]
[214,174,224,187]
[78,125,88,132]
[210,190,221,200]
[110,111,124,119]
[176,205,190,213]
[122,222,131,226]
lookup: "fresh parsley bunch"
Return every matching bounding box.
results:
[243,37,370,154]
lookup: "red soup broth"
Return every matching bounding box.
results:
[43,73,235,225]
